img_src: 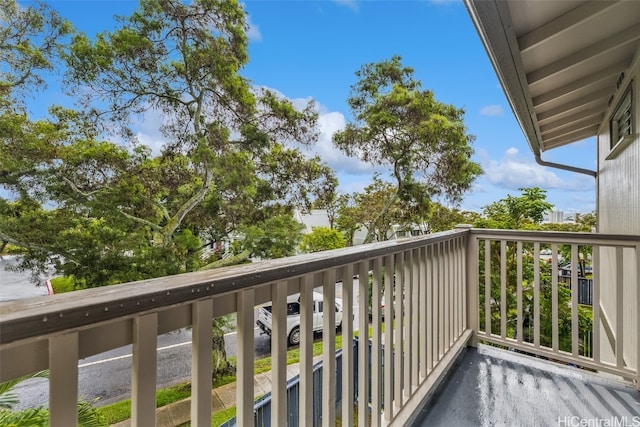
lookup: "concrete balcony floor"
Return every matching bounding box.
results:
[412,344,640,426]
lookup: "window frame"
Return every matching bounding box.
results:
[607,80,634,159]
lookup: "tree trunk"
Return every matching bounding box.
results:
[211,319,234,381]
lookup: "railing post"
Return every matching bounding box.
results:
[457,225,478,347]
[191,299,213,426]
[131,313,158,427]
[299,274,315,426]
[340,264,354,427]
[322,270,337,427]
[237,288,255,426]
[371,257,383,427]
[271,281,288,427]
[358,260,369,427]
[49,332,79,427]
[614,246,624,369]
[394,252,404,408]
[383,255,394,423]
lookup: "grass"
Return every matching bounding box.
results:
[211,406,236,426]
[0,243,24,255]
[49,276,76,293]
[98,383,193,424]
[354,321,390,339]
[97,333,345,425]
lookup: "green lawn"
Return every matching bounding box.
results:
[98,334,345,425]
[49,276,76,293]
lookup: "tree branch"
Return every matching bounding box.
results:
[363,192,399,244]
[61,176,103,197]
[0,230,79,266]
[162,161,214,242]
[118,211,164,233]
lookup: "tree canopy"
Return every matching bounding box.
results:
[333,55,482,242]
[0,0,335,287]
[474,187,593,355]
[300,226,346,253]
[475,187,553,230]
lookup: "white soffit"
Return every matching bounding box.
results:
[465,0,640,154]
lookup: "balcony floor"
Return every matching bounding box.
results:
[411,344,640,426]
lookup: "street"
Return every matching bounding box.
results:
[0,255,49,302]
[3,262,360,410]
[12,321,272,410]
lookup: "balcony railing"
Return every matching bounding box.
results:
[0,227,638,426]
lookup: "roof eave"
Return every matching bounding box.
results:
[464,0,543,156]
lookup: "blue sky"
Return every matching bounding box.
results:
[33,0,597,216]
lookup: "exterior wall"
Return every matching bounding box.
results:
[597,57,640,235]
[596,52,639,371]
[295,209,368,245]
[296,209,331,234]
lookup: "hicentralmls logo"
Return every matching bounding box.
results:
[558,416,640,427]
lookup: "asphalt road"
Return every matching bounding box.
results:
[0,255,49,302]
[12,320,274,410]
[7,269,360,410]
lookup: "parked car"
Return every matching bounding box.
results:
[256,292,343,346]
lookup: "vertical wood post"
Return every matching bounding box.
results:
[191,300,213,426]
[132,313,158,427]
[49,332,79,427]
[237,289,255,426]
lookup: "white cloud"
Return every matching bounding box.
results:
[480,104,504,117]
[483,147,594,191]
[245,14,262,41]
[310,109,378,175]
[266,89,378,177]
[131,109,167,155]
[333,0,359,12]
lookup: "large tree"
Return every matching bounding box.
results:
[476,187,553,230]
[0,0,71,102]
[334,194,360,246]
[1,0,335,283]
[333,55,482,243]
[474,188,592,355]
[300,226,346,253]
[1,0,335,379]
[60,0,331,249]
[427,202,481,233]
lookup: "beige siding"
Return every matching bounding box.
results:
[597,57,640,235]
[596,53,639,372]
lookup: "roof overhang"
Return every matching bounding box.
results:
[464,0,640,159]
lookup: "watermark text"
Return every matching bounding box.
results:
[558,416,640,427]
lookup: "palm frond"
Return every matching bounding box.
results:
[77,399,108,427]
[0,371,49,409]
[0,407,48,426]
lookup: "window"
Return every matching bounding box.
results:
[287,302,300,316]
[609,83,633,150]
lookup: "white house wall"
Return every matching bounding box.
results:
[597,55,640,235]
[596,51,639,372]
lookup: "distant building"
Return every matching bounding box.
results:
[292,209,370,246]
[294,209,331,234]
[549,210,564,224]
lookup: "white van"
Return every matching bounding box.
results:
[256,292,343,346]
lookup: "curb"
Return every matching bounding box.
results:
[109,356,323,427]
[45,279,54,296]
[109,374,258,427]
